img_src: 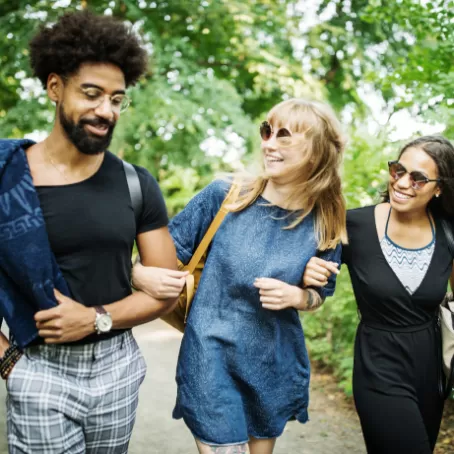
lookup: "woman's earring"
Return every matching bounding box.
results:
[436,194,440,198]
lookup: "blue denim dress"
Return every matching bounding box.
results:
[170,181,341,445]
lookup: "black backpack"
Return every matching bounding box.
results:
[122,161,143,232]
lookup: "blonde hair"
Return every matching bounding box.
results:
[229,98,347,250]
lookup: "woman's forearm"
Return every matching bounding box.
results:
[132,261,187,300]
[294,287,325,311]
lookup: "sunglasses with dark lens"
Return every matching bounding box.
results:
[260,121,292,141]
[388,160,440,190]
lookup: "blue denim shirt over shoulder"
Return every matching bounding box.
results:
[0,139,70,348]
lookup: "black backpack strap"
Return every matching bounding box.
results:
[441,217,454,258]
[122,160,143,231]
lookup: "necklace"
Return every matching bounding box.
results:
[44,142,102,183]
[45,144,69,182]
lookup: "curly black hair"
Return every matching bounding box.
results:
[29,11,148,87]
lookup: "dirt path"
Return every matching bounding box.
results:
[0,321,367,453]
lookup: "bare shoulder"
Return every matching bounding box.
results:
[375,202,390,217]
[374,203,390,239]
[25,143,46,180]
[24,142,43,161]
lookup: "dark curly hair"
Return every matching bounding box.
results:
[29,11,148,87]
[382,135,454,218]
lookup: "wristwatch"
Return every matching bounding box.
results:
[94,306,113,335]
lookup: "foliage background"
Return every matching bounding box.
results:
[1,0,453,394]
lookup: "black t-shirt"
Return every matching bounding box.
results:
[35,151,168,343]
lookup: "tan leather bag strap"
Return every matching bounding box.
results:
[186,182,241,273]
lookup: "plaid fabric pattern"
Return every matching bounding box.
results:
[6,330,147,454]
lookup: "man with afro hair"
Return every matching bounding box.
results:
[0,11,186,454]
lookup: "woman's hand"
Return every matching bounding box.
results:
[254,278,325,311]
[254,278,306,311]
[132,262,188,300]
[302,257,339,288]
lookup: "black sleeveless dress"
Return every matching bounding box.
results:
[343,206,452,453]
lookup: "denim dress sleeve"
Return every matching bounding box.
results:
[317,243,342,299]
[169,180,230,265]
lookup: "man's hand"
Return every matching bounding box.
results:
[132,262,188,300]
[254,278,306,311]
[0,333,10,357]
[303,257,340,288]
[34,290,96,344]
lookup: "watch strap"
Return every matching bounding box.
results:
[94,306,107,315]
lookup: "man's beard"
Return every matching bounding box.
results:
[59,103,116,155]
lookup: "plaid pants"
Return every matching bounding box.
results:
[6,330,147,454]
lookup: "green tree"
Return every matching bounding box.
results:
[0,0,322,212]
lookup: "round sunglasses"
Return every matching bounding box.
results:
[388,160,440,190]
[260,121,292,141]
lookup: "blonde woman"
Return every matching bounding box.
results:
[133,98,346,453]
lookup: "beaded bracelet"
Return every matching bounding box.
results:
[0,347,22,380]
[0,346,17,376]
[0,345,23,380]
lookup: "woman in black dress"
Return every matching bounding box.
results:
[303,136,454,453]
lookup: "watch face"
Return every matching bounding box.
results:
[97,314,113,333]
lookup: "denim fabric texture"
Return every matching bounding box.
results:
[170,180,341,445]
[0,139,71,348]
